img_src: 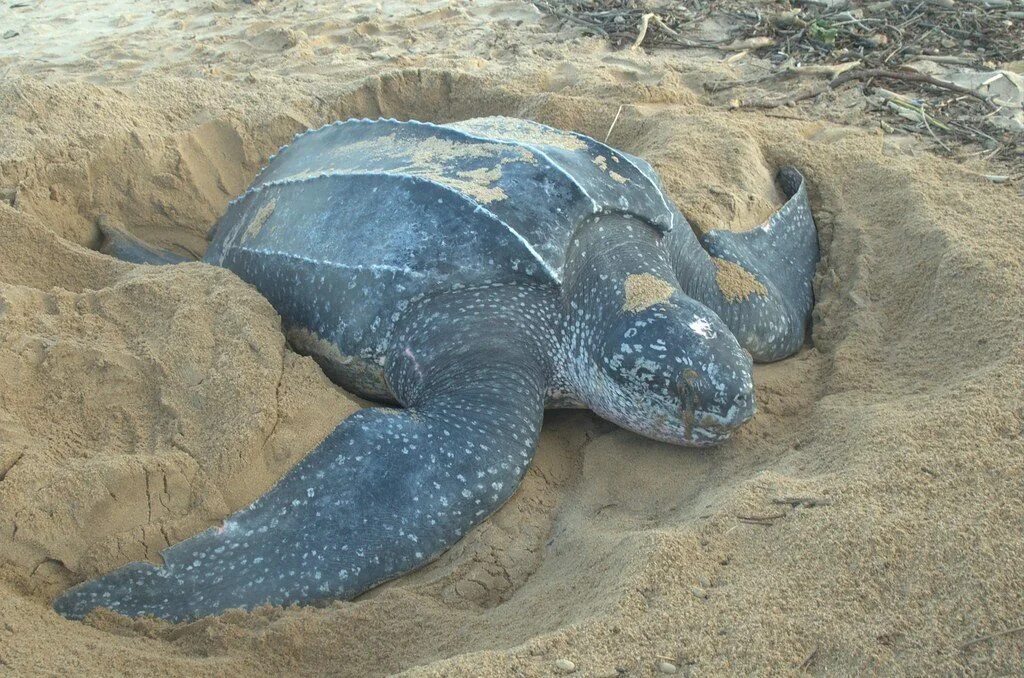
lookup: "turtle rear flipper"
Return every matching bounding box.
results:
[99,220,193,265]
[668,167,819,363]
[53,284,552,622]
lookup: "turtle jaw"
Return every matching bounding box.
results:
[672,358,756,446]
[577,371,757,448]
[640,393,756,447]
[680,401,757,447]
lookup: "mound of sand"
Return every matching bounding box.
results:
[1,1,1022,675]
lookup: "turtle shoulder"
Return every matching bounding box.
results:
[201,117,684,383]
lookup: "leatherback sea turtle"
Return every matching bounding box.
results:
[54,117,818,621]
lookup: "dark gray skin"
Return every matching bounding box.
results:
[54,117,817,622]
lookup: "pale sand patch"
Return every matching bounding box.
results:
[242,199,277,242]
[450,116,589,152]
[325,131,533,203]
[712,256,768,302]
[622,273,676,313]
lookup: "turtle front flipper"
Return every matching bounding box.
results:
[667,167,819,362]
[99,220,193,265]
[53,284,554,622]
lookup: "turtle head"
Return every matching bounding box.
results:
[561,215,756,447]
[584,288,756,446]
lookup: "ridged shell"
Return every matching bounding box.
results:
[203,117,683,392]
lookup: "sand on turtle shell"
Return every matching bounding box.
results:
[622,273,677,313]
[712,256,769,303]
[1,1,1023,676]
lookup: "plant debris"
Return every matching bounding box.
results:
[534,0,1023,176]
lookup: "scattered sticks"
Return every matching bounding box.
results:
[738,68,1000,110]
[537,0,1022,173]
[531,0,719,49]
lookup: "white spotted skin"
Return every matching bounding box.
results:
[58,119,816,622]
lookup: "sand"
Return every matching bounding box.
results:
[1,0,1022,675]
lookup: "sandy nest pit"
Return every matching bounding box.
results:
[1,5,1023,675]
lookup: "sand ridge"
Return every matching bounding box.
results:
[0,0,1022,676]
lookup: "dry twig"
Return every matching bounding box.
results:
[737,512,787,525]
[605,104,623,143]
[738,68,1000,110]
[961,624,1024,650]
[707,61,861,93]
[772,497,834,507]
[632,13,654,49]
[798,643,819,671]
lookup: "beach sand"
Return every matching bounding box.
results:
[0,1,1022,675]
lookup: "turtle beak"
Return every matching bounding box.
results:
[676,368,756,444]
